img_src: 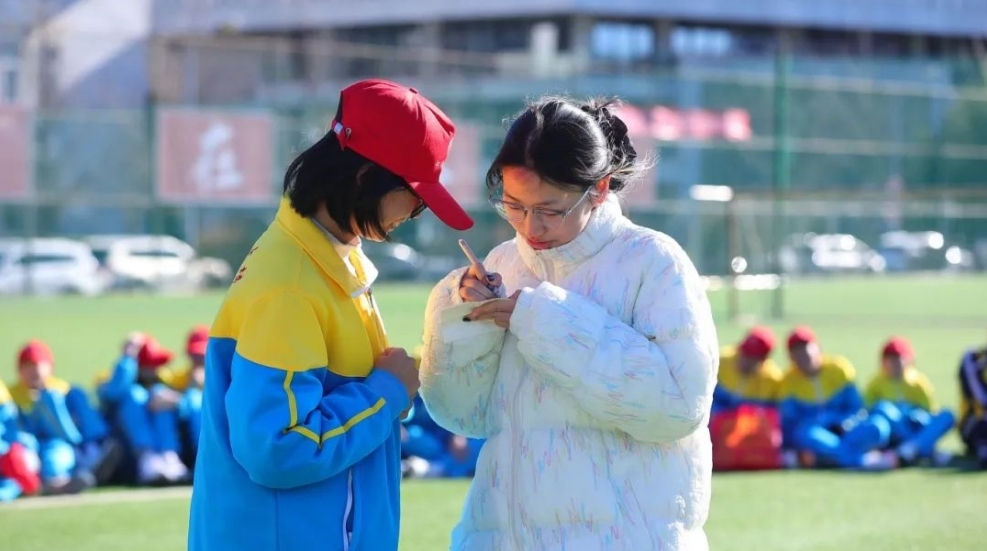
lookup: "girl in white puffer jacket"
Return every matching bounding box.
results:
[419,96,720,551]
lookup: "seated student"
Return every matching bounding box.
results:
[155,326,207,466]
[9,340,121,494]
[713,327,783,414]
[0,379,41,502]
[864,337,953,467]
[958,339,987,469]
[400,395,483,479]
[96,333,189,485]
[779,326,895,471]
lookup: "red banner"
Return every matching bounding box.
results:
[0,104,33,201]
[613,104,752,143]
[439,121,483,208]
[156,109,274,205]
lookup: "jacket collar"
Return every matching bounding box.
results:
[274,197,377,297]
[516,195,626,280]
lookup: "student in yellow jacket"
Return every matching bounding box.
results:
[188,79,475,551]
[713,326,783,414]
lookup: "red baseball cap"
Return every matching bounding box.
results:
[186,325,209,357]
[137,338,173,370]
[17,340,53,365]
[739,327,775,360]
[882,336,913,362]
[331,79,474,231]
[787,326,817,349]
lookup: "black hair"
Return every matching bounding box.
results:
[283,102,410,240]
[486,96,647,196]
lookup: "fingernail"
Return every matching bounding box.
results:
[461,316,472,322]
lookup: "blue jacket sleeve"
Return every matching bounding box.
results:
[820,385,864,427]
[226,290,411,490]
[97,356,138,404]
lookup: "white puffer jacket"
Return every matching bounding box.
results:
[419,197,719,551]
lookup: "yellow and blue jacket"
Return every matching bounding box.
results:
[188,199,410,551]
[8,377,85,444]
[712,346,783,413]
[778,355,863,443]
[863,368,936,412]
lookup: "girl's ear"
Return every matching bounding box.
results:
[591,176,610,206]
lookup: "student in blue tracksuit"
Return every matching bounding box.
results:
[10,340,120,494]
[401,395,484,478]
[188,79,474,551]
[97,334,188,485]
[778,327,896,470]
[864,337,954,467]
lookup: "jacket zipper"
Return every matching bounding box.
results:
[342,469,354,551]
[508,366,526,551]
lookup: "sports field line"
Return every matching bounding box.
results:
[4,486,191,511]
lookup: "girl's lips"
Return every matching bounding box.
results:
[525,237,551,250]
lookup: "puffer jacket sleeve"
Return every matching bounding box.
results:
[509,235,718,444]
[418,250,509,439]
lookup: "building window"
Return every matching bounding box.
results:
[591,21,655,62]
[441,20,531,53]
[670,26,734,58]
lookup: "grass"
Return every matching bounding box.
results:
[0,274,986,550]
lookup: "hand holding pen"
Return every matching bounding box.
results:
[457,239,503,302]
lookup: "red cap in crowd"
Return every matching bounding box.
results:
[331,78,474,231]
[882,336,913,363]
[787,326,817,349]
[17,340,53,365]
[186,325,210,357]
[137,338,173,370]
[738,327,775,360]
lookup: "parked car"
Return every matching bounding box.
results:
[0,238,110,296]
[83,234,233,292]
[877,231,978,273]
[778,233,886,275]
[361,241,459,282]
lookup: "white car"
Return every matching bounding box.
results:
[0,238,110,296]
[84,234,233,292]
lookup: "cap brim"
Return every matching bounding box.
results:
[409,181,474,231]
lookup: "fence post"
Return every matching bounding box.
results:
[770,37,793,320]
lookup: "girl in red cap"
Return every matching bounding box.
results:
[9,340,121,494]
[96,333,189,485]
[863,336,954,467]
[713,326,783,414]
[189,79,474,551]
[778,327,896,470]
[419,96,719,551]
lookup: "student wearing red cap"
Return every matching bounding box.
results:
[958,334,987,469]
[9,340,120,493]
[97,333,189,485]
[713,327,783,414]
[778,327,895,470]
[863,337,953,467]
[189,79,474,551]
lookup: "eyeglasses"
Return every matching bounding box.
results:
[489,188,592,228]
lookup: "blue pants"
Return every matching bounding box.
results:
[18,433,76,482]
[869,401,954,458]
[117,386,181,454]
[0,478,22,502]
[791,416,890,468]
[402,426,484,477]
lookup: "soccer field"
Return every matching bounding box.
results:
[0,275,985,550]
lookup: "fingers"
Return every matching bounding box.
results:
[459,278,498,302]
[465,263,489,281]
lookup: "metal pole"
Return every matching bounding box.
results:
[727,196,739,322]
[771,36,792,320]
